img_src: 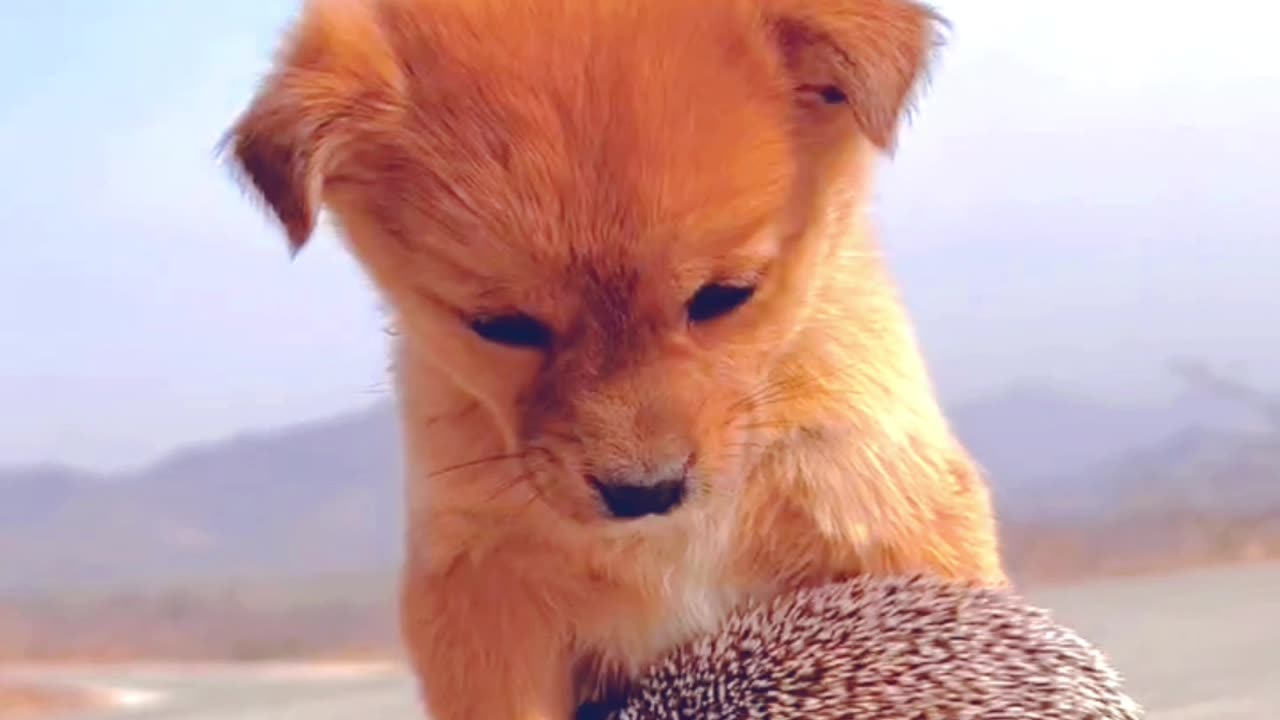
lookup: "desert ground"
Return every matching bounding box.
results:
[3,562,1278,720]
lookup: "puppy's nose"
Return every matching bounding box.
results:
[590,473,687,520]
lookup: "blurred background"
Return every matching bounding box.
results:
[1,1,1277,718]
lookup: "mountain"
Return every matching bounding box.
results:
[0,465,100,529]
[0,404,403,591]
[1,382,1276,591]
[948,381,1269,518]
[1097,428,1280,518]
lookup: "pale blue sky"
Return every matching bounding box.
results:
[1,1,1277,471]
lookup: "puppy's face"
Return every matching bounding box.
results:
[228,0,938,527]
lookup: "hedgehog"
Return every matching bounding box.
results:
[582,575,1143,720]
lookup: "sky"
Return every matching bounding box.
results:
[1,1,1277,472]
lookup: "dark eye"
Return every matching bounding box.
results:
[687,283,756,324]
[817,85,847,104]
[470,313,552,350]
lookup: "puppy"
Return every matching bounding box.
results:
[226,0,1005,718]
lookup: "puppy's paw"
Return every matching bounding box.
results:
[575,698,626,720]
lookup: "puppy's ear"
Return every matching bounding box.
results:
[763,0,944,151]
[223,0,402,254]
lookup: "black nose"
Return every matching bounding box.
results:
[591,476,687,519]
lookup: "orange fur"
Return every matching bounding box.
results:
[226,0,1003,717]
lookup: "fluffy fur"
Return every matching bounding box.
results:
[600,575,1144,720]
[226,0,1004,718]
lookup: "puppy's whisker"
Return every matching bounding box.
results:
[420,404,485,431]
[485,470,540,504]
[424,451,530,481]
[519,476,553,514]
[539,428,579,445]
[727,363,868,422]
[732,422,799,434]
[726,372,824,416]
[475,444,561,502]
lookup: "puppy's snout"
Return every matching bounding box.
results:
[590,467,689,520]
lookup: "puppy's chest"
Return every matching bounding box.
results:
[583,566,743,680]
[651,575,741,656]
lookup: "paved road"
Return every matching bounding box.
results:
[1,664,420,720]
[5,562,1279,719]
[1030,562,1280,719]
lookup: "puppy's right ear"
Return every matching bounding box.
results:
[762,0,945,152]
[223,0,402,255]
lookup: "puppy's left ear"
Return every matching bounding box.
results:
[763,0,944,151]
[222,0,402,254]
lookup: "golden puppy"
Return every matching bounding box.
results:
[226,0,1004,717]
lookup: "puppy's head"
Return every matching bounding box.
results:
[227,0,941,527]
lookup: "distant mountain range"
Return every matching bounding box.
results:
[2,381,1276,591]
[949,380,1273,518]
[0,407,403,591]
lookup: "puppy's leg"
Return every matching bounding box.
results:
[401,564,573,720]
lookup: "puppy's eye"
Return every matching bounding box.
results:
[817,85,847,105]
[687,283,756,324]
[470,313,552,350]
